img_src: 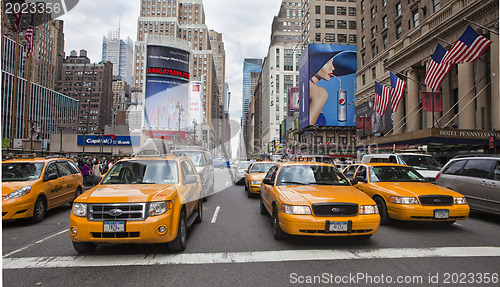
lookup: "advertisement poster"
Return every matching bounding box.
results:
[289,87,300,110]
[299,44,357,129]
[356,100,393,136]
[189,81,203,138]
[144,45,190,131]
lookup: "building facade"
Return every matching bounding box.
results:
[242,58,263,125]
[102,31,134,85]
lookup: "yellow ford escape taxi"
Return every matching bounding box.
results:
[69,150,203,253]
[260,162,380,239]
[2,155,84,223]
[343,163,469,225]
[244,161,275,197]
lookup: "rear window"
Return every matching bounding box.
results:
[369,157,390,163]
[442,160,466,175]
[461,159,495,179]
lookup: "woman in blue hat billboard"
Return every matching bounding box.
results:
[309,50,357,126]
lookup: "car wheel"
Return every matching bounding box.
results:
[73,187,83,203]
[194,200,202,224]
[72,241,97,253]
[272,207,287,240]
[244,183,248,192]
[168,211,187,252]
[260,196,267,215]
[29,197,47,223]
[374,197,391,225]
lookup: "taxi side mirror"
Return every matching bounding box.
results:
[355,176,367,183]
[184,175,198,185]
[350,178,359,185]
[244,169,249,173]
[46,173,59,181]
[263,178,273,186]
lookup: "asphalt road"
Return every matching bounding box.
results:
[2,169,500,286]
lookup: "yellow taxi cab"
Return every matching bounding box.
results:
[244,161,275,197]
[69,148,203,253]
[259,162,380,239]
[343,163,469,225]
[2,155,84,223]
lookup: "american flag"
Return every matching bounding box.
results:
[425,44,452,91]
[13,10,22,33]
[390,72,405,112]
[25,16,35,58]
[442,26,492,64]
[374,81,391,115]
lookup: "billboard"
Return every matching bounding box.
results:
[144,45,190,131]
[299,44,357,129]
[189,81,203,138]
[356,100,393,136]
[288,87,300,110]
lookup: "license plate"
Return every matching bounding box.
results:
[329,222,348,232]
[103,221,125,233]
[434,209,449,219]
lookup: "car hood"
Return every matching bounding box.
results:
[77,184,179,203]
[277,185,373,205]
[248,173,266,181]
[2,181,35,196]
[371,182,462,197]
[414,170,439,179]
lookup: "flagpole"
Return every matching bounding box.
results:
[383,66,425,87]
[431,89,435,128]
[10,31,20,149]
[24,55,32,140]
[463,18,499,36]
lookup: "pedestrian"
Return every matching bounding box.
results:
[81,161,92,186]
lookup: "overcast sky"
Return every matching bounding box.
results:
[59,0,282,124]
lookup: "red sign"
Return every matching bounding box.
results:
[147,67,190,80]
[490,136,495,149]
[422,92,443,112]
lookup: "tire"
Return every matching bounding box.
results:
[374,197,391,225]
[168,211,187,252]
[194,200,203,224]
[202,186,208,202]
[72,187,83,203]
[260,196,267,215]
[244,182,248,191]
[72,241,97,253]
[30,197,47,223]
[272,207,287,240]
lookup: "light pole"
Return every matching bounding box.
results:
[59,126,64,153]
[176,101,184,144]
[192,119,197,145]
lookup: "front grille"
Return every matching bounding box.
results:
[88,203,146,221]
[312,203,358,217]
[92,232,140,238]
[419,195,453,206]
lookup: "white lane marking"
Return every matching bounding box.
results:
[3,229,68,258]
[3,247,500,269]
[211,206,221,223]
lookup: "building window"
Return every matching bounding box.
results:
[315,33,321,42]
[325,33,335,42]
[327,135,335,144]
[372,67,376,79]
[362,74,366,85]
[338,20,347,29]
[396,2,401,16]
[412,10,419,27]
[315,5,321,14]
[325,6,335,15]
[339,134,348,145]
[383,34,388,49]
[337,7,347,15]
[349,34,356,43]
[371,26,376,38]
[338,34,347,43]
[349,21,356,30]
[433,0,441,12]
[316,19,321,28]
[325,19,335,28]
[361,36,365,48]
[371,43,376,58]
[383,0,387,8]
[361,18,365,30]
[382,15,387,29]
[370,6,376,19]
[276,48,280,70]
[361,52,366,65]
[361,0,364,11]
[348,7,356,16]
[396,23,402,39]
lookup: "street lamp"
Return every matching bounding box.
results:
[192,119,197,145]
[176,101,184,144]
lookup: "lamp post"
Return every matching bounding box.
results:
[192,119,197,145]
[59,126,64,153]
[176,101,184,144]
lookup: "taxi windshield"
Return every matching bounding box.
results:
[399,155,441,170]
[369,166,427,183]
[276,165,349,186]
[2,162,45,182]
[172,151,204,167]
[102,160,178,184]
[250,163,275,173]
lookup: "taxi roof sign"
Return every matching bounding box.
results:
[16,153,36,159]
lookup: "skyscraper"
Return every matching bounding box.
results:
[102,31,134,85]
[242,58,263,125]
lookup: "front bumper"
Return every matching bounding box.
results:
[387,203,470,221]
[278,212,380,237]
[249,184,261,194]
[2,197,35,220]
[69,209,178,244]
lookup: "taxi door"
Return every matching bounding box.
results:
[42,161,66,208]
[261,165,278,211]
[181,160,197,216]
[56,161,80,204]
[352,166,377,197]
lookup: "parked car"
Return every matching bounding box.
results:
[244,161,275,197]
[234,161,253,185]
[343,163,469,225]
[361,153,441,183]
[436,155,500,215]
[260,162,380,239]
[69,150,203,253]
[172,149,214,198]
[2,155,84,223]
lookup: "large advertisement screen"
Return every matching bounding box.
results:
[289,87,300,110]
[144,45,190,131]
[299,44,357,129]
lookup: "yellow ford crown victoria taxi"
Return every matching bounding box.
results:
[69,151,203,253]
[244,161,275,197]
[260,162,380,239]
[343,163,470,225]
[2,155,84,223]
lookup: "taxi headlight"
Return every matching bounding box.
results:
[280,204,311,215]
[148,201,172,216]
[360,205,379,214]
[250,180,261,185]
[454,197,467,205]
[4,186,31,200]
[72,203,87,217]
[389,196,419,205]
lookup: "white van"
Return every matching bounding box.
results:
[361,153,441,182]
